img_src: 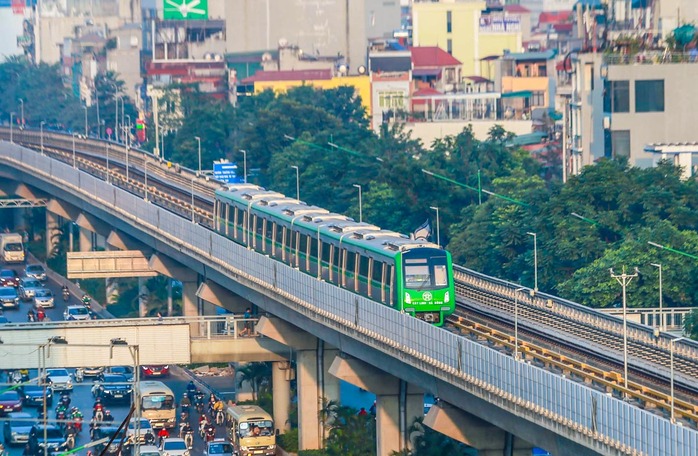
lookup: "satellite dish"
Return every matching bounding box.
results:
[357,65,367,75]
[214,54,222,61]
[278,38,288,48]
[338,64,347,75]
[262,52,272,62]
[204,53,213,60]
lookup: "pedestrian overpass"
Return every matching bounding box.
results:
[0,316,285,369]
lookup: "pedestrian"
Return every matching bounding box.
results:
[240,307,252,336]
[358,407,368,416]
[157,312,163,322]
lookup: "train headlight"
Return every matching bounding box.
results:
[444,291,450,303]
[404,293,411,304]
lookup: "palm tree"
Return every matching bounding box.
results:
[237,362,272,401]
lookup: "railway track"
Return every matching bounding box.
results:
[3,128,698,428]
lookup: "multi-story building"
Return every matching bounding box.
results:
[369,51,413,129]
[225,0,401,75]
[496,49,557,119]
[412,0,523,77]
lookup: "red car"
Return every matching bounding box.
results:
[140,365,170,378]
[0,269,20,288]
[0,390,23,415]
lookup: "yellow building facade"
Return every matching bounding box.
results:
[413,0,521,77]
[253,76,373,116]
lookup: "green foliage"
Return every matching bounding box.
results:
[237,362,272,401]
[390,417,476,456]
[320,399,375,456]
[298,451,330,456]
[277,429,299,453]
[684,309,698,339]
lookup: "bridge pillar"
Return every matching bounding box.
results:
[149,253,200,331]
[272,361,292,434]
[255,317,339,450]
[423,402,533,456]
[197,280,251,314]
[78,227,93,252]
[328,356,422,456]
[45,210,61,258]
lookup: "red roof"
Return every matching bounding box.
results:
[241,69,333,84]
[410,46,461,68]
[413,87,443,97]
[539,11,572,24]
[504,4,530,14]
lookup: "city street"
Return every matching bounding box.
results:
[0,265,235,455]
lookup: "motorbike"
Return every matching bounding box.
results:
[81,294,92,308]
[204,425,216,442]
[62,287,70,302]
[184,430,194,449]
[27,311,36,322]
[215,409,225,426]
[56,410,67,430]
[74,368,84,383]
[65,433,75,449]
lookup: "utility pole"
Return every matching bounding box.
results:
[610,267,639,395]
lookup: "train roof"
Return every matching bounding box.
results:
[216,184,442,256]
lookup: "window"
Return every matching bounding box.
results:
[378,91,405,109]
[531,91,545,107]
[538,64,547,77]
[447,39,452,55]
[607,80,629,113]
[611,130,631,158]
[635,80,664,112]
[446,11,452,33]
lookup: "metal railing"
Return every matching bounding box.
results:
[604,51,698,66]
[3,141,698,454]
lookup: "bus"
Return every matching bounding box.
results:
[139,381,176,430]
[225,404,276,456]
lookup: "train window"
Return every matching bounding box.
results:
[345,250,355,286]
[309,235,318,260]
[434,264,448,286]
[359,256,369,278]
[404,264,430,289]
[388,265,395,305]
[372,261,384,283]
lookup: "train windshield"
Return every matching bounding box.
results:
[403,253,449,290]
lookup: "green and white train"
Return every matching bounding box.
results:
[214,184,455,326]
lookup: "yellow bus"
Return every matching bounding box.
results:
[225,404,276,456]
[139,381,176,429]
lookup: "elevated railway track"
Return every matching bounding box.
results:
[2,127,697,429]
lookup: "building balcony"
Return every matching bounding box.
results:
[603,51,698,66]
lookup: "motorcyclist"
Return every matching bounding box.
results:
[27,308,36,322]
[60,392,71,407]
[62,285,70,301]
[181,393,191,409]
[65,423,77,448]
[207,393,217,414]
[102,410,114,424]
[179,421,192,439]
[186,381,197,398]
[204,422,216,442]
[37,308,46,322]
[157,427,170,446]
[143,429,155,445]
[92,398,104,419]
[213,398,225,424]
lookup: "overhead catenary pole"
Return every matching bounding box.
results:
[430,206,440,247]
[527,232,538,291]
[610,267,639,395]
[650,263,663,331]
[291,165,300,200]
[195,136,202,175]
[353,184,362,223]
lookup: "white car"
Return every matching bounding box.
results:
[63,305,91,321]
[24,264,47,282]
[136,444,160,456]
[160,437,190,456]
[33,288,55,308]
[127,417,153,443]
[45,368,73,391]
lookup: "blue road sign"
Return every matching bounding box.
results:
[213,162,241,183]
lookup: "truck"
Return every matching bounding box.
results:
[0,233,24,263]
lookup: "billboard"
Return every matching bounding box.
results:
[163,0,208,20]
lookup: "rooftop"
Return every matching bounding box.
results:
[410,46,462,67]
[240,68,333,84]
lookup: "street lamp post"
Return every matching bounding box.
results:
[650,263,663,331]
[18,98,24,126]
[239,149,248,183]
[610,267,639,395]
[115,96,122,142]
[527,232,538,291]
[291,165,300,200]
[430,206,440,247]
[670,337,685,423]
[514,287,526,361]
[106,142,110,184]
[191,177,196,223]
[125,115,131,148]
[195,136,202,175]
[40,120,45,155]
[353,184,362,223]
[10,112,15,143]
[82,106,88,137]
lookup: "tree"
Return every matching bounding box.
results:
[237,362,272,401]
[319,399,375,456]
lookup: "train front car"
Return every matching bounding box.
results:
[396,246,455,326]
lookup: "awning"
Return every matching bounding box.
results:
[501,90,532,98]
[412,68,442,77]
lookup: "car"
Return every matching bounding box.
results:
[0,286,19,309]
[92,425,127,455]
[64,304,91,320]
[24,263,47,282]
[0,269,20,287]
[21,384,53,407]
[33,288,55,308]
[45,368,73,392]
[205,439,235,456]
[141,365,170,378]
[28,424,67,453]
[3,411,33,446]
[107,365,134,382]
[127,417,153,444]
[160,437,190,456]
[18,277,42,301]
[77,366,105,380]
[135,444,160,456]
[0,390,23,415]
[92,373,132,402]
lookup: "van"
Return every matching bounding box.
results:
[0,233,24,263]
